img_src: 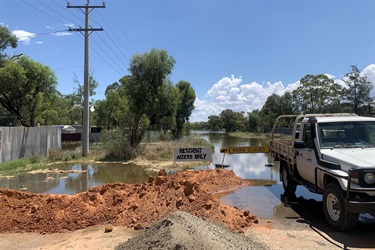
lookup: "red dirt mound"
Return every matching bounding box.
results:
[0,169,256,234]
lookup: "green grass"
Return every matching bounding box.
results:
[0,158,47,175]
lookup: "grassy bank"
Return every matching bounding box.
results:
[228,132,272,140]
[228,132,291,140]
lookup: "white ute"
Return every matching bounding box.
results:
[269,113,375,231]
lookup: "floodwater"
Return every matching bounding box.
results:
[0,163,155,195]
[195,131,322,218]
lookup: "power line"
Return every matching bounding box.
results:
[96,32,128,68]
[54,65,83,71]
[18,0,127,97]
[91,35,126,75]
[51,0,84,24]
[108,9,138,54]
[36,0,80,26]
[20,0,67,24]
[16,30,70,38]
[97,11,130,64]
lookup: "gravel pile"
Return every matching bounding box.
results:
[116,211,269,250]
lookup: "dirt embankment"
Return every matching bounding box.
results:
[0,169,256,234]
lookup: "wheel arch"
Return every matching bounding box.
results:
[323,173,347,192]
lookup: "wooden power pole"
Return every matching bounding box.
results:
[67,1,105,157]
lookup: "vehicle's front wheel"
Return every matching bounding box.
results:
[323,183,358,232]
[280,160,297,194]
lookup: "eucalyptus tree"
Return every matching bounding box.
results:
[149,79,179,132]
[0,56,57,127]
[248,112,260,132]
[258,94,280,132]
[220,109,247,132]
[207,115,223,131]
[173,80,196,139]
[292,74,342,114]
[343,65,373,114]
[94,82,127,129]
[121,49,176,147]
[0,25,19,66]
[35,91,72,125]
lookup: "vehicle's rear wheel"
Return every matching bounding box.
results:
[323,182,358,232]
[280,160,297,194]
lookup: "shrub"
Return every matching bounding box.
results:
[48,149,64,161]
[101,129,135,160]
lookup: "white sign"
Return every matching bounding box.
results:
[173,147,212,162]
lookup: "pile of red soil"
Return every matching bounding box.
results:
[0,169,256,234]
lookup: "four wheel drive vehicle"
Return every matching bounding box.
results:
[269,113,375,231]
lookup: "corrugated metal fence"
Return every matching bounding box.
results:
[0,127,61,163]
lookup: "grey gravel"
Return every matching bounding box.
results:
[116,211,269,250]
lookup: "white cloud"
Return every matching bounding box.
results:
[11,30,36,44]
[361,64,375,97]
[192,76,291,122]
[46,26,55,30]
[190,64,375,122]
[52,32,73,37]
[35,41,43,45]
[189,98,221,123]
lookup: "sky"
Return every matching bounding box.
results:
[1,0,375,122]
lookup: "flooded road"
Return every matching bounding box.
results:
[196,131,323,218]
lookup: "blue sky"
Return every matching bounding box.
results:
[1,0,375,122]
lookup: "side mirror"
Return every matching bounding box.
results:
[294,141,306,149]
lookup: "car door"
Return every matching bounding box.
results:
[295,123,319,185]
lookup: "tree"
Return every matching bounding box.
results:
[121,49,176,147]
[248,112,260,133]
[34,91,76,125]
[148,79,179,132]
[0,105,18,126]
[207,115,223,131]
[173,81,196,138]
[0,25,19,66]
[259,94,282,132]
[94,82,128,128]
[292,74,342,113]
[343,65,373,114]
[220,109,247,132]
[0,56,57,127]
[68,73,98,109]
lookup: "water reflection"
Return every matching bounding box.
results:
[196,131,277,181]
[0,163,155,194]
[194,130,323,219]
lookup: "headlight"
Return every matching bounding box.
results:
[350,170,359,184]
[351,178,359,185]
[364,173,375,185]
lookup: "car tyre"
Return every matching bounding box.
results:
[280,160,297,194]
[323,182,358,232]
